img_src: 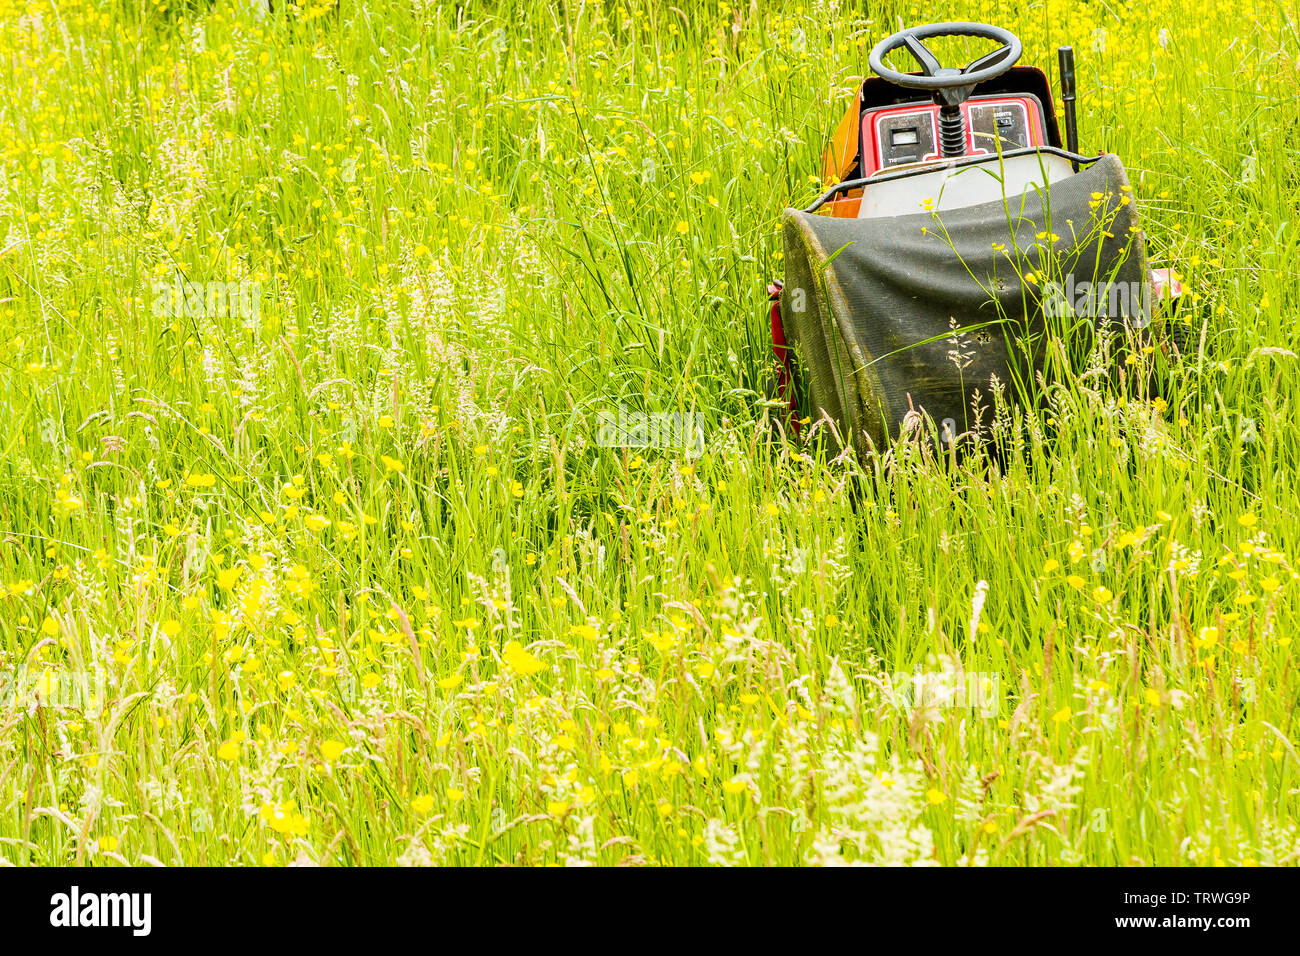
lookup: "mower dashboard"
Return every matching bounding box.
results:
[863,94,1049,176]
[821,67,1065,189]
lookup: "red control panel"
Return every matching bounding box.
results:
[860,94,1048,176]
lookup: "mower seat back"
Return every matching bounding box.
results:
[858,152,1076,219]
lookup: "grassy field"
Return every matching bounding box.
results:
[0,0,1297,866]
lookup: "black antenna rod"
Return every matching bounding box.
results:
[1058,46,1079,171]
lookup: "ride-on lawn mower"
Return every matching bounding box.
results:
[770,22,1184,459]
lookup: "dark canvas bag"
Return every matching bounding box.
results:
[779,155,1149,457]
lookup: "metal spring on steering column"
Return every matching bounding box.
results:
[938,108,967,157]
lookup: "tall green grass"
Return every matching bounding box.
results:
[0,0,1296,865]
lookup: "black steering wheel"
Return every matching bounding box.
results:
[869,22,1021,105]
